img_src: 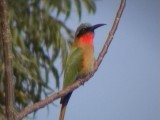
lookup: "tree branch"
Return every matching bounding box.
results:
[16,0,126,119]
[0,0,15,119]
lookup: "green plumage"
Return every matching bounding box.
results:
[63,47,83,88]
[59,46,83,120]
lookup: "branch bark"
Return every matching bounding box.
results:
[16,0,126,119]
[0,0,15,120]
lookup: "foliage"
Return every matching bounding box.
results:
[0,0,96,113]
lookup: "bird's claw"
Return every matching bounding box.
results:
[79,79,85,85]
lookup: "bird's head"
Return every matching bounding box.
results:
[75,23,106,44]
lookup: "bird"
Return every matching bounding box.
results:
[59,23,106,120]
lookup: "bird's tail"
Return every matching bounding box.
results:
[59,102,67,120]
[59,92,72,120]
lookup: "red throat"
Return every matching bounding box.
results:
[79,33,94,44]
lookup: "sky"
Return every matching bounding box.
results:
[31,0,160,120]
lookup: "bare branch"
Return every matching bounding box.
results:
[0,0,15,119]
[16,0,126,119]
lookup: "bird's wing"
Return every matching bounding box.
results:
[63,47,83,88]
[59,47,83,120]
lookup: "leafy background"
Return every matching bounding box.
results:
[0,0,159,120]
[0,0,96,113]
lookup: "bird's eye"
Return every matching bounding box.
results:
[82,28,86,31]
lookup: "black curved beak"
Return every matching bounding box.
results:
[90,24,106,31]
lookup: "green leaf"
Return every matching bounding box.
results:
[64,0,72,21]
[74,0,82,21]
[51,65,59,88]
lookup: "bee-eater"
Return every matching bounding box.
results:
[59,23,106,120]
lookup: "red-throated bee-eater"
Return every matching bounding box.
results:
[59,23,106,120]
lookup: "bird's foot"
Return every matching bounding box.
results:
[77,75,85,85]
[79,79,85,85]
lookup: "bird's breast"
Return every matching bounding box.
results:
[74,41,94,75]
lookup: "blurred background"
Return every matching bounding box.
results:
[0,0,159,120]
[36,0,160,120]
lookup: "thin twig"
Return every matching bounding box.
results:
[16,0,126,119]
[0,0,15,120]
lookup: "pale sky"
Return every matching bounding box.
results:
[30,0,160,120]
